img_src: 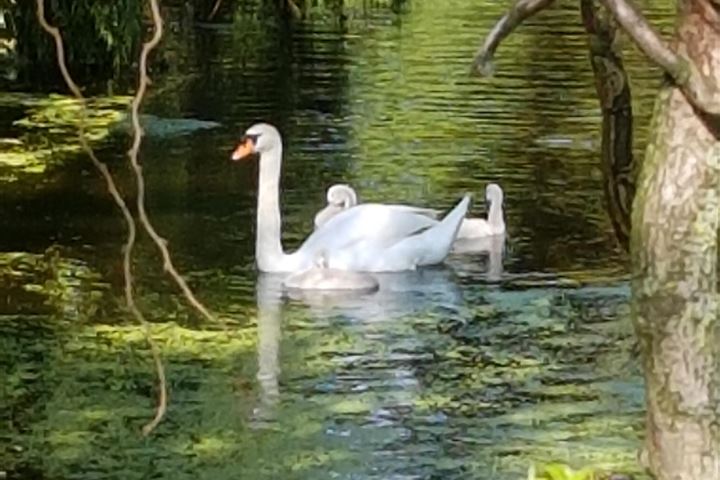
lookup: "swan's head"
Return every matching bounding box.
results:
[326,184,358,208]
[231,123,282,161]
[485,183,503,204]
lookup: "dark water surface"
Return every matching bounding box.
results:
[1,1,675,478]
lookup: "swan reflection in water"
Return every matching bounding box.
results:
[249,234,505,426]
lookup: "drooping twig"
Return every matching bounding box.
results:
[207,0,222,20]
[286,0,303,19]
[127,0,217,325]
[470,0,555,76]
[581,0,635,250]
[34,0,166,436]
[600,0,720,116]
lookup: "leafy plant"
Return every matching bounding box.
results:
[529,462,598,480]
[12,0,142,86]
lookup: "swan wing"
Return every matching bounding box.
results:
[297,196,471,272]
[379,204,441,219]
[313,204,342,229]
[300,203,438,255]
[379,195,470,268]
[312,202,439,231]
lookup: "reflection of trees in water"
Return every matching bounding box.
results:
[252,267,466,425]
[483,6,625,271]
[251,239,504,424]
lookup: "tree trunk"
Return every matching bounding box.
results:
[631,1,720,478]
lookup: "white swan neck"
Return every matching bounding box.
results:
[256,144,286,271]
[488,196,504,228]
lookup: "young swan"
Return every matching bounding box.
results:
[313,183,506,239]
[455,183,505,238]
[282,251,380,293]
[313,184,358,229]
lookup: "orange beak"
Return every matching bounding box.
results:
[231,138,255,161]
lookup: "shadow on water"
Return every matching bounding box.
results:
[0,0,676,478]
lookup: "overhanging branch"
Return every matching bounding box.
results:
[34,0,167,436]
[470,0,555,76]
[600,0,720,116]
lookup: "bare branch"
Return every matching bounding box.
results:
[287,0,303,19]
[600,0,720,115]
[34,0,167,437]
[127,0,218,325]
[471,0,554,76]
[208,0,222,20]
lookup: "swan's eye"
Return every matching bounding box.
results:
[242,134,260,145]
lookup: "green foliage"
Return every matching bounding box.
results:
[529,462,598,480]
[0,248,108,318]
[295,0,409,16]
[12,0,143,85]
[0,92,130,180]
[0,91,221,182]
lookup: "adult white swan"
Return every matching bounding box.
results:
[232,123,470,273]
[314,183,506,239]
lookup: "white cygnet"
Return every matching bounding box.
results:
[455,183,505,238]
[313,184,358,229]
[282,252,379,293]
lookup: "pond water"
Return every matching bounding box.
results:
[1,1,675,479]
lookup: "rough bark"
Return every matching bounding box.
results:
[600,0,720,116]
[580,0,635,251]
[630,0,720,477]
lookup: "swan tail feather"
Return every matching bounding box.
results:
[390,194,471,267]
[437,194,471,240]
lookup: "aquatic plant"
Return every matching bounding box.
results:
[529,463,597,480]
[0,92,130,180]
